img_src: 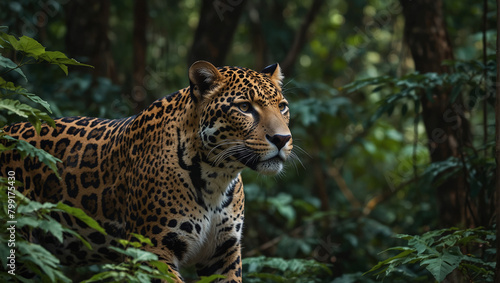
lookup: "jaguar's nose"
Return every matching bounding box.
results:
[266,134,291,151]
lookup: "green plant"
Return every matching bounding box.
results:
[341,58,496,129]
[0,27,99,282]
[0,27,92,126]
[81,233,177,283]
[0,189,107,282]
[242,256,332,282]
[82,232,225,282]
[366,227,496,282]
[0,27,90,172]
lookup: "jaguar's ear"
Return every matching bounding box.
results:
[261,63,284,88]
[189,61,223,100]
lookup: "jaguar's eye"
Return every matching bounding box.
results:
[278,102,288,113]
[238,102,252,113]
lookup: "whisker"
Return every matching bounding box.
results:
[289,152,305,170]
[207,140,243,157]
[213,147,240,166]
[292,145,310,158]
[210,142,255,167]
[286,156,300,174]
[290,153,306,173]
[239,150,257,166]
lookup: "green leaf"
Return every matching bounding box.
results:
[109,246,158,262]
[0,34,46,59]
[149,260,173,276]
[81,271,126,283]
[3,135,61,175]
[116,232,155,248]
[243,256,331,277]
[17,242,71,283]
[365,248,415,275]
[55,202,107,235]
[341,75,392,92]
[421,248,463,282]
[17,36,46,58]
[21,92,52,113]
[16,197,56,213]
[16,217,65,243]
[0,98,35,118]
[63,227,93,250]
[0,141,14,152]
[394,234,414,240]
[0,99,55,130]
[408,235,435,255]
[0,33,21,51]
[130,232,155,247]
[0,77,52,113]
[0,32,93,75]
[39,51,94,75]
[0,55,26,81]
[15,214,39,227]
[118,238,143,248]
[196,274,226,283]
[246,272,286,282]
[0,76,18,91]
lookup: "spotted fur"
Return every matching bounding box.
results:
[0,61,293,282]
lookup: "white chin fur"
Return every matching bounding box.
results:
[256,158,284,175]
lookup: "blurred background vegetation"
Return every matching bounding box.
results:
[0,0,497,281]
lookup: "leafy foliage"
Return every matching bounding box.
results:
[0,30,93,75]
[0,189,104,283]
[0,29,92,174]
[366,227,496,282]
[81,233,178,283]
[341,58,496,128]
[0,189,185,283]
[0,30,98,283]
[2,135,61,175]
[243,256,332,282]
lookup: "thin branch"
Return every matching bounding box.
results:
[280,0,325,77]
[0,57,35,77]
[413,111,420,185]
[244,226,304,257]
[328,167,361,209]
[362,178,414,216]
[313,160,330,211]
[483,0,488,156]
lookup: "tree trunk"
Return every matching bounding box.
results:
[400,0,474,228]
[280,0,324,77]
[495,0,500,280]
[64,0,116,81]
[188,0,247,66]
[247,3,267,71]
[132,0,148,113]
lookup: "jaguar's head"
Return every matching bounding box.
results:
[189,61,293,175]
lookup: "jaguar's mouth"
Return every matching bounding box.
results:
[255,156,284,175]
[233,151,259,170]
[235,152,284,175]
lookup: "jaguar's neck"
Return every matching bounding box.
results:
[123,89,242,208]
[171,89,244,206]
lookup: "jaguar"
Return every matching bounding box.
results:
[0,61,293,282]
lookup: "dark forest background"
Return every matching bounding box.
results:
[0,0,498,282]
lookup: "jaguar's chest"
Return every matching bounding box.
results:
[180,207,238,266]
